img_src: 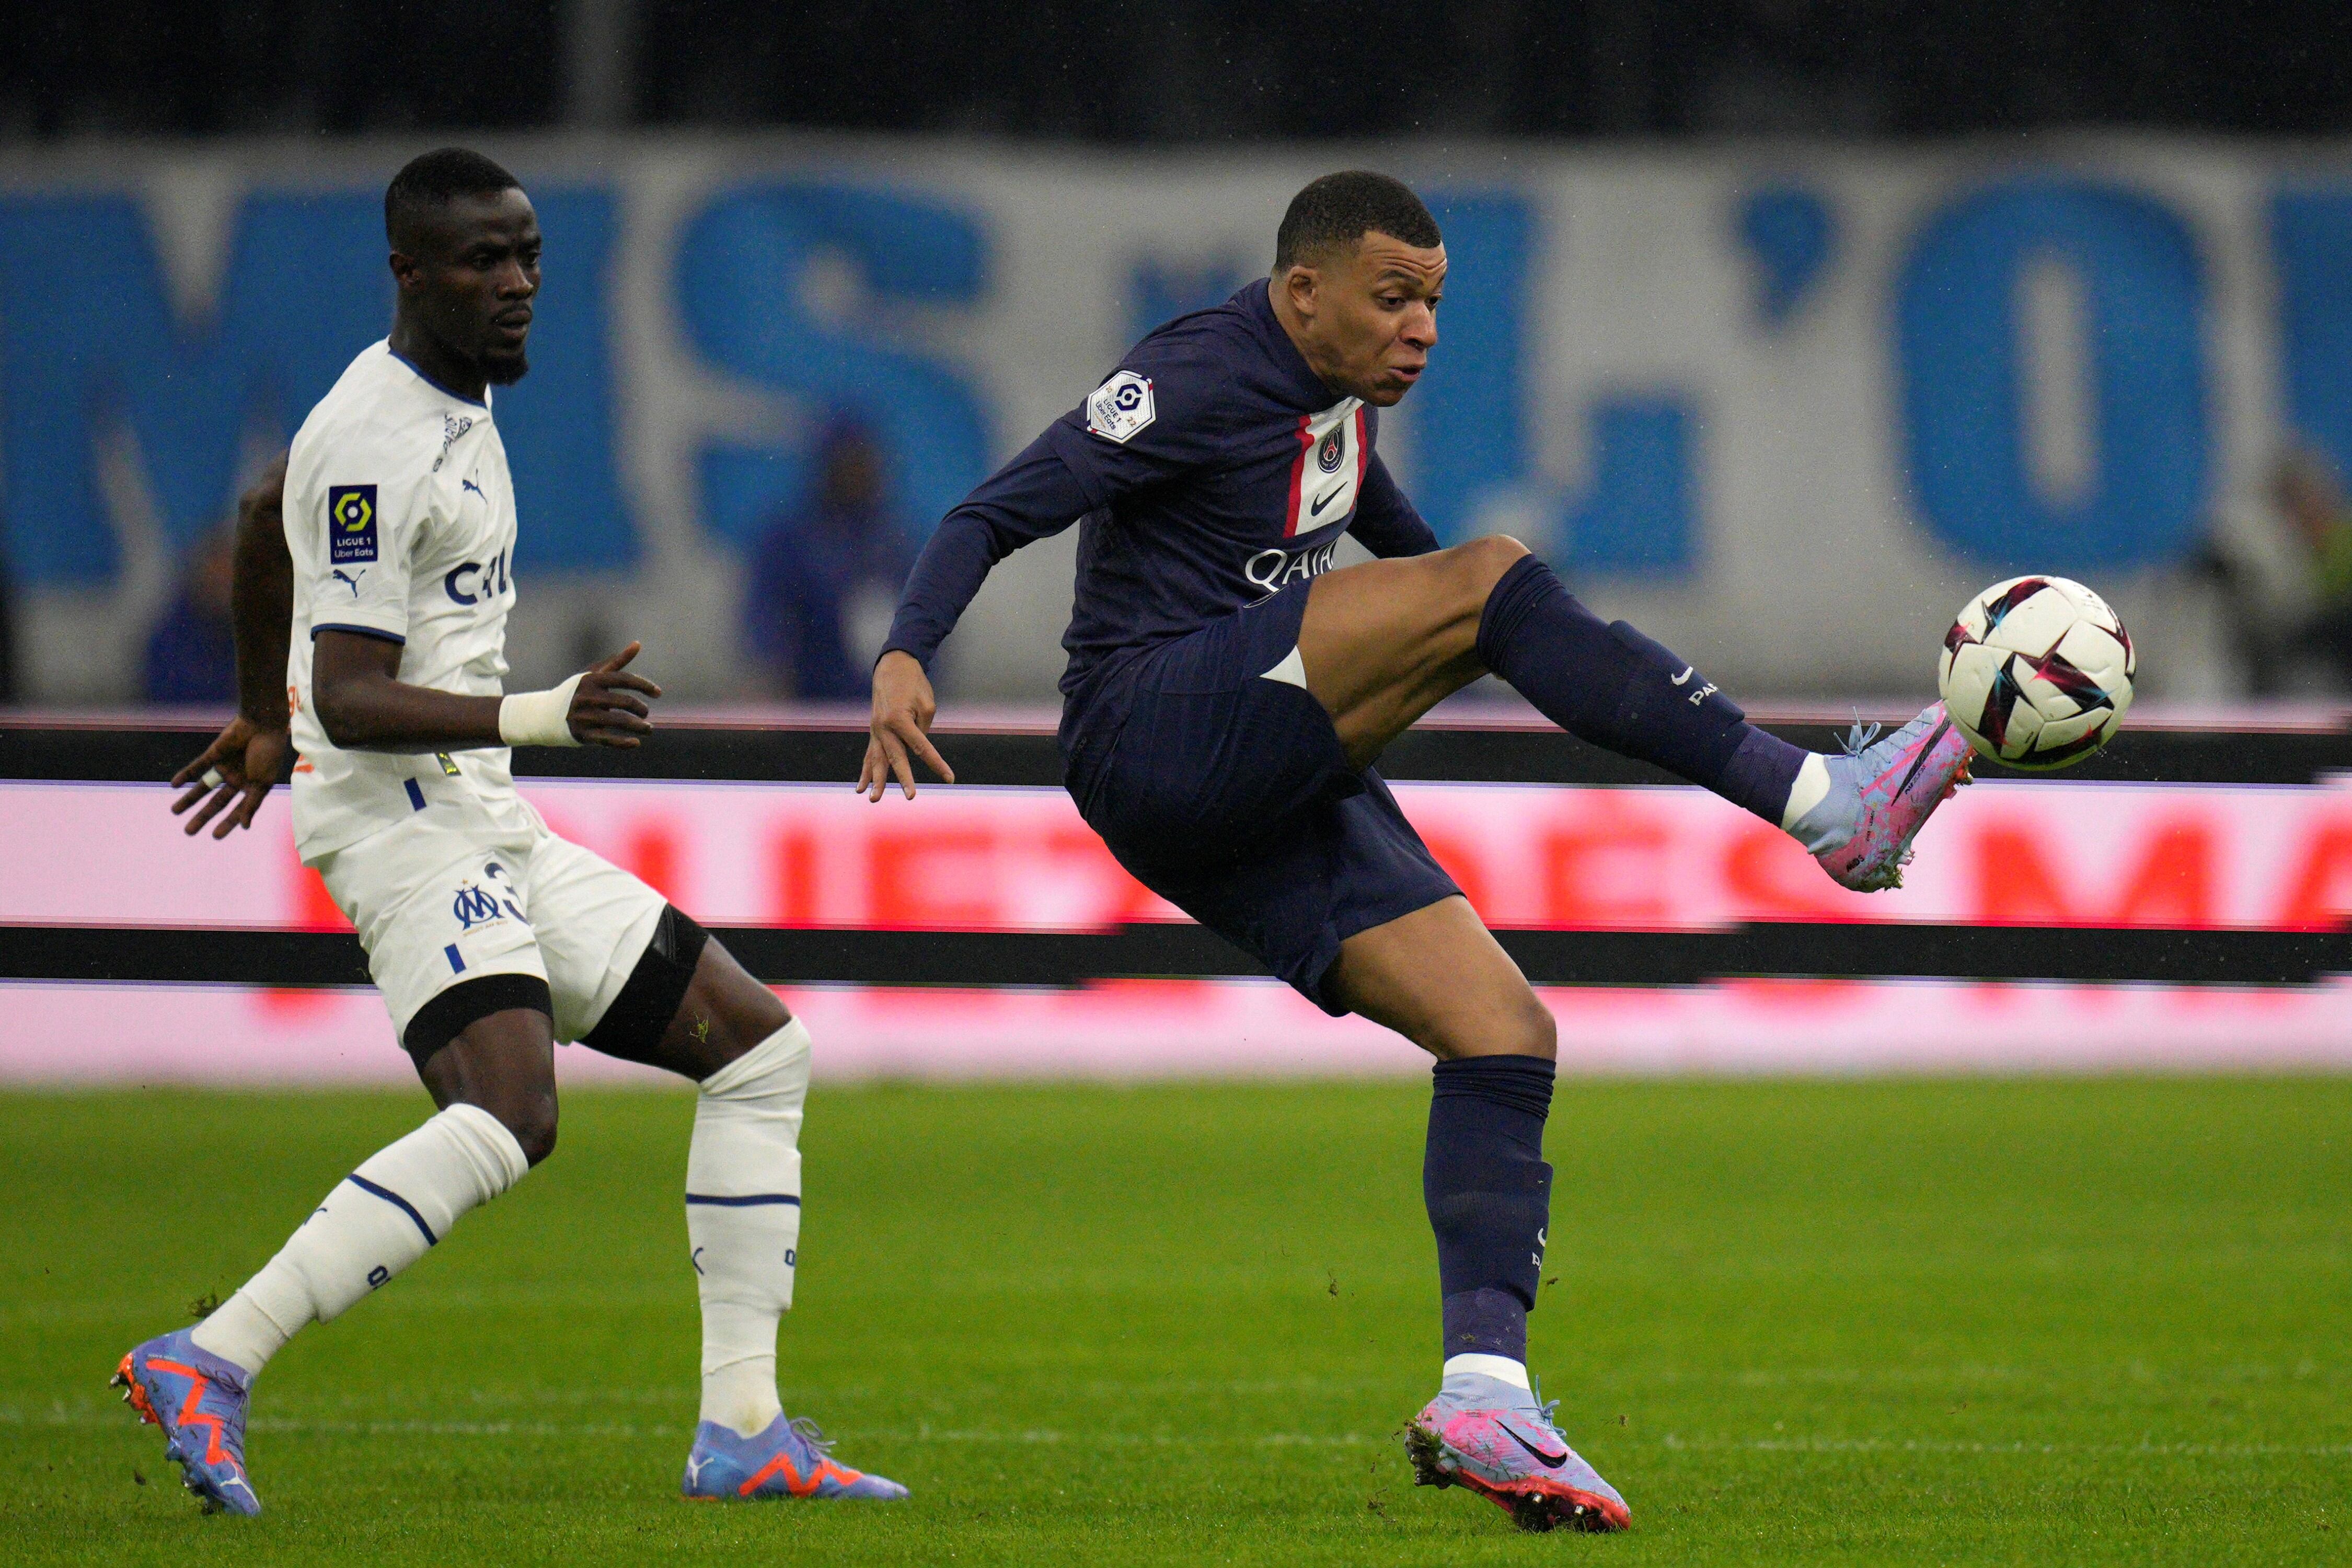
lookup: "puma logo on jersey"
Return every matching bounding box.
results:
[330,568,366,596]
[461,478,485,499]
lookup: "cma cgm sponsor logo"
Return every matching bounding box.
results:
[445,549,512,606]
[328,485,378,564]
[1244,540,1338,601]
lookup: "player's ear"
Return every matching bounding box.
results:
[1282,263,1319,322]
[388,250,422,292]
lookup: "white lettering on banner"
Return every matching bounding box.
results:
[11,778,2352,936]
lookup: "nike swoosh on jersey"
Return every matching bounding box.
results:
[1309,483,1346,517]
[1501,1423,1570,1468]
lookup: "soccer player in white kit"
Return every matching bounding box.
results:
[114,148,905,1515]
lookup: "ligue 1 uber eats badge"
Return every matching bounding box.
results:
[328,485,379,564]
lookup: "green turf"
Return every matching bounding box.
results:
[4,1076,2347,1565]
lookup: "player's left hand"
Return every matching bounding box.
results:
[170,717,293,838]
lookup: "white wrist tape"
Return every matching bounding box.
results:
[498,674,585,748]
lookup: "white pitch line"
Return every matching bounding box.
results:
[1659,1434,2352,1458]
[16,1406,2349,1459]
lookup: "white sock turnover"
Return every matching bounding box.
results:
[189,1103,529,1376]
[687,1018,811,1437]
[1443,1352,1533,1391]
[1779,751,1832,833]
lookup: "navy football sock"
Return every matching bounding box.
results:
[1425,1054,1556,1363]
[1476,553,1808,825]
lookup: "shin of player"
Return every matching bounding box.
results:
[686,1018,811,1438]
[192,1103,530,1374]
[1425,1055,1553,1387]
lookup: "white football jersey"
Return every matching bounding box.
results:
[285,341,533,862]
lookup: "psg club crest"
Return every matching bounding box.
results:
[1284,400,1366,537]
[1086,371,1156,444]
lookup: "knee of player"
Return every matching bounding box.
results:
[1446,534,1532,601]
[492,1095,559,1167]
[1481,986,1558,1062]
[1512,995,1559,1062]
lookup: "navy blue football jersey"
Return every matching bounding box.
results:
[883,280,1439,726]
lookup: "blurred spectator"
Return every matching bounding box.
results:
[2274,450,2352,687]
[0,551,16,702]
[743,418,915,701]
[2205,447,2352,693]
[144,525,238,705]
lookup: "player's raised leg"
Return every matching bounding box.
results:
[116,998,549,1515]
[1293,536,1973,890]
[570,911,906,1502]
[1322,898,1631,1532]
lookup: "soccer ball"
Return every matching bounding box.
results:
[1936,576,2135,770]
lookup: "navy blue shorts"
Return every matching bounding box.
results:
[1066,583,1461,1015]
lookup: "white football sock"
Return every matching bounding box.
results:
[687,1018,811,1437]
[190,1103,529,1376]
[1779,751,1832,833]
[1443,1352,1532,1390]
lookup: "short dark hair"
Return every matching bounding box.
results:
[385,147,522,247]
[1274,171,1441,271]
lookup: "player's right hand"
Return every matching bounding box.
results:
[569,642,663,747]
[170,716,292,839]
[862,650,954,801]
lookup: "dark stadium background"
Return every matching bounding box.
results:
[9,1,2352,140]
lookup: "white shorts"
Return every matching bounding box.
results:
[314,806,668,1048]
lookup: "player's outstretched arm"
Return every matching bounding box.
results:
[313,635,662,753]
[860,431,1100,801]
[861,650,954,800]
[171,453,295,838]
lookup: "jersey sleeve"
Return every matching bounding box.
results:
[1039,335,1236,513]
[881,430,1095,670]
[303,464,435,645]
[1348,454,1440,558]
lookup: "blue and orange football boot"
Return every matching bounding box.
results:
[682,1412,909,1501]
[1798,703,1975,892]
[1405,1370,1629,1533]
[112,1329,260,1516]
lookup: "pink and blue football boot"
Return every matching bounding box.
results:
[682,1412,909,1501]
[1798,703,1975,892]
[112,1329,260,1516]
[1405,1369,1629,1533]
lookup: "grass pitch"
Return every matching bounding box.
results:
[3,1074,2347,1565]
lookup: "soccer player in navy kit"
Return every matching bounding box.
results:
[866,172,1972,1532]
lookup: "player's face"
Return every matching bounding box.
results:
[1316,233,1445,407]
[393,189,542,386]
